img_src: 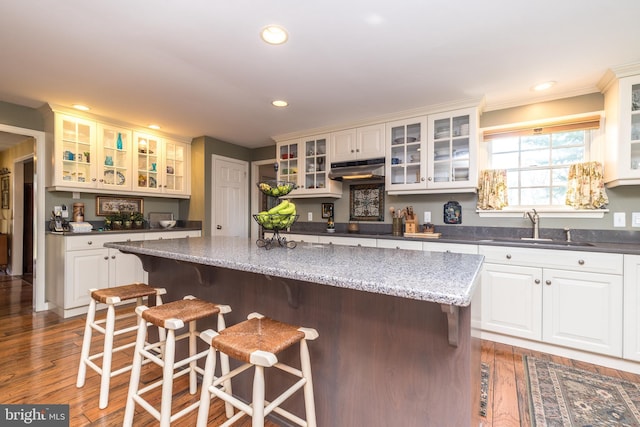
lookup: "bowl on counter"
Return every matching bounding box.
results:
[159,220,176,229]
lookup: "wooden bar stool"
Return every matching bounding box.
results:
[76,283,166,409]
[196,312,319,427]
[123,295,232,427]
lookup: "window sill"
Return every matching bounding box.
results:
[476,208,608,219]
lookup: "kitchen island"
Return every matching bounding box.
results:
[105,236,484,426]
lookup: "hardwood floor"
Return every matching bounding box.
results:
[2,276,639,426]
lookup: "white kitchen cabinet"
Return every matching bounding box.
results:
[481,263,542,341]
[479,245,623,357]
[45,233,147,318]
[624,255,640,361]
[543,268,622,357]
[51,113,97,188]
[317,235,377,247]
[386,107,478,195]
[422,242,478,254]
[97,123,133,191]
[426,107,477,191]
[376,239,423,250]
[133,133,191,196]
[47,108,190,198]
[330,124,385,163]
[386,117,428,192]
[600,68,640,186]
[264,232,319,243]
[277,135,342,198]
[144,230,201,240]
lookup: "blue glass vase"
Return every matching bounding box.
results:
[116,133,123,150]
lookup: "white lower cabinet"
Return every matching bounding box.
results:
[45,230,199,318]
[376,239,423,250]
[422,242,478,254]
[624,255,640,361]
[479,245,623,357]
[317,235,377,247]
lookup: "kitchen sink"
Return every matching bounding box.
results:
[478,238,595,247]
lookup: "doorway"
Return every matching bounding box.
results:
[0,124,45,312]
[210,155,249,237]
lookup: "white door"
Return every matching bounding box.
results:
[211,155,248,237]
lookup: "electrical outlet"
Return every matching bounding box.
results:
[423,211,432,223]
[632,212,640,227]
[307,212,313,221]
[614,212,626,227]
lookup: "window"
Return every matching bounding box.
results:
[483,115,600,208]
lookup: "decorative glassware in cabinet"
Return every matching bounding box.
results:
[102,129,129,187]
[164,142,185,191]
[137,136,159,189]
[61,118,92,184]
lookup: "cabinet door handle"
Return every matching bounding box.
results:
[578,259,585,265]
[506,254,511,259]
[534,279,541,284]
[545,280,552,285]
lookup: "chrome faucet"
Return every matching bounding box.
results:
[524,209,540,239]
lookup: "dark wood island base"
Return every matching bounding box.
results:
[136,255,482,427]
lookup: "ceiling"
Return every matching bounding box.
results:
[1,1,639,149]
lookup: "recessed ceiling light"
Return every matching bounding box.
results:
[260,25,288,45]
[73,104,90,111]
[272,100,289,107]
[532,81,556,92]
[148,124,161,130]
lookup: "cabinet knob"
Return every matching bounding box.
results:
[578,259,585,265]
[87,241,92,245]
[111,255,116,259]
[216,225,222,230]
[350,149,355,153]
[534,279,541,284]
[92,178,97,182]
[421,177,425,181]
[545,280,552,285]
[356,149,360,152]
[506,254,511,259]
[99,179,104,182]
[428,177,433,181]
[126,239,131,242]
[103,256,109,260]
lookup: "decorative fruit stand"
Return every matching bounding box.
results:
[253,181,298,249]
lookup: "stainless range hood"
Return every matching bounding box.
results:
[328,157,385,181]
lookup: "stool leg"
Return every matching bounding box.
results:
[217,313,234,419]
[76,297,96,388]
[189,320,197,394]
[123,315,148,427]
[252,365,265,427]
[300,339,317,427]
[159,329,176,427]
[196,345,217,427]
[98,303,116,409]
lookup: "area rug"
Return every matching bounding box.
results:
[524,355,640,426]
[480,362,490,417]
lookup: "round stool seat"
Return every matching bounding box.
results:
[91,283,160,304]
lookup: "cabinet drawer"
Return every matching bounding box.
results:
[65,233,143,250]
[478,245,622,275]
[423,242,478,254]
[317,235,377,247]
[377,239,423,250]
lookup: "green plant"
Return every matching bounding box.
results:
[130,212,144,222]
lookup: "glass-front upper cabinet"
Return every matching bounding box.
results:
[163,139,188,194]
[97,124,132,190]
[54,114,96,188]
[427,107,477,190]
[602,71,640,186]
[277,140,299,188]
[133,132,161,193]
[386,117,427,191]
[302,135,328,192]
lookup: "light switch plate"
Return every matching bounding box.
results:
[308,212,313,221]
[424,211,431,223]
[632,212,640,227]
[614,212,626,227]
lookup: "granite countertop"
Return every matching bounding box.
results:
[280,228,640,255]
[104,236,484,307]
